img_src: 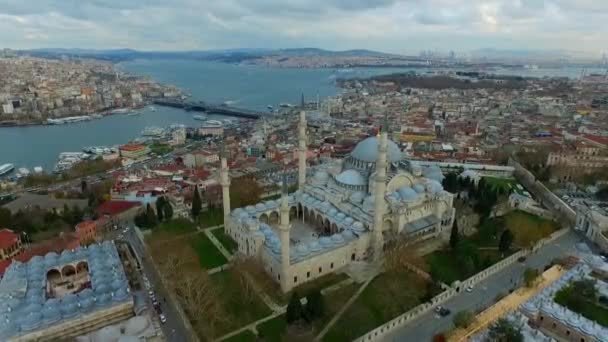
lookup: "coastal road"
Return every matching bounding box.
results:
[383,230,583,341]
[124,227,191,342]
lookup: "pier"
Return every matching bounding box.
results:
[152,98,263,119]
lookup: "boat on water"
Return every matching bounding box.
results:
[0,163,14,176]
[33,166,43,174]
[142,126,166,137]
[193,114,207,121]
[267,105,274,111]
[127,111,141,116]
[17,168,30,176]
[148,106,157,112]
[201,119,223,127]
[279,103,295,108]
[111,108,130,115]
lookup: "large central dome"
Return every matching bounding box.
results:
[350,136,403,163]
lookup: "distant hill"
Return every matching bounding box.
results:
[15,47,403,62]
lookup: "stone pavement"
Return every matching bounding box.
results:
[448,265,565,341]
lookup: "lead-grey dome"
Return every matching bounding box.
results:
[335,169,366,186]
[350,136,402,163]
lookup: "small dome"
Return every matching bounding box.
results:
[313,171,330,184]
[353,222,365,232]
[363,195,375,209]
[20,311,43,332]
[343,217,354,225]
[319,237,333,248]
[308,241,322,252]
[397,186,418,202]
[328,208,338,217]
[342,230,355,240]
[426,180,443,194]
[255,203,265,211]
[350,136,402,163]
[349,191,365,204]
[331,234,345,245]
[335,169,366,186]
[410,161,422,175]
[335,213,346,222]
[93,325,121,342]
[296,244,310,256]
[413,184,425,193]
[232,208,245,217]
[245,205,256,213]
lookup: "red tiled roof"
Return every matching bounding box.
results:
[95,200,141,216]
[0,229,19,250]
[120,144,146,151]
[583,134,608,147]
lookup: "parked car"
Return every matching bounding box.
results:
[438,307,451,317]
[466,285,474,293]
[517,256,527,263]
[159,314,167,324]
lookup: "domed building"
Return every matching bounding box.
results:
[225,112,455,292]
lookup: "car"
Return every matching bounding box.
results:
[148,290,155,298]
[438,307,451,317]
[466,285,474,293]
[159,314,167,324]
[517,256,527,263]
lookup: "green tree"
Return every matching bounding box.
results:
[146,204,158,228]
[523,268,540,287]
[488,318,523,342]
[286,292,304,325]
[453,310,474,328]
[304,289,324,322]
[156,197,165,222]
[191,186,202,218]
[62,204,71,222]
[71,205,83,225]
[134,211,147,228]
[449,219,460,249]
[498,229,513,254]
[0,208,12,227]
[163,201,174,220]
[81,179,88,193]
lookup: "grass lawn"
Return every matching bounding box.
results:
[198,208,224,228]
[483,176,521,194]
[426,240,504,284]
[212,228,239,254]
[149,143,173,155]
[257,283,360,342]
[210,271,273,337]
[323,272,430,342]
[257,315,287,342]
[157,218,198,235]
[223,330,258,342]
[190,234,228,269]
[504,210,558,248]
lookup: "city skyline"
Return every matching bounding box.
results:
[1,0,608,57]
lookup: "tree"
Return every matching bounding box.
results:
[523,268,540,287]
[498,229,513,254]
[449,219,460,249]
[488,318,523,342]
[134,211,147,228]
[453,310,474,328]
[163,201,174,220]
[146,204,158,228]
[61,204,71,222]
[192,186,202,218]
[286,292,304,325]
[0,208,12,227]
[304,289,324,322]
[230,176,263,209]
[81,179,88,193]
[70,205,83,225]
[156,197,165,222]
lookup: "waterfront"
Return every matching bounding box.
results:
[1,59,605,171]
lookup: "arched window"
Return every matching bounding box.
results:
[62,265,76,278]
[46,269,61,282]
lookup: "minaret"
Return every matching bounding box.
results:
[278,173,291,292]
[220,142,231,234]
[298,111,307,190]
[372,117,389,260]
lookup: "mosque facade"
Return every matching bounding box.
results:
[224,112,456,292]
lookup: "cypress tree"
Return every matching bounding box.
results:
[163,201,174,220]
[286,292,304,324]
[192,186,202,218]
[449,219,460,249]
[156,197,165,222]
[146,203,158,227]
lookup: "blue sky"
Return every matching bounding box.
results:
[0,0,606,56]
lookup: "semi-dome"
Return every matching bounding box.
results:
[426,180,444,194]
[413,184,425,193]
[397,186,418,202]
[363,195,375,209]
[350,136,402,163]
[335,169,366,186]
[349,191,365,204]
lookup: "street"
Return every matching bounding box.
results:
[384,230,583,341]
[124,227,191,342]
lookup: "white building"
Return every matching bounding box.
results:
[223,112,456,292]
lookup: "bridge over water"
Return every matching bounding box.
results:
[152,98,264,119]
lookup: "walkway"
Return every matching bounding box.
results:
[448,265,565,341]
[203,226,232,260]
[215,309,286,342]
[315,277,374,341]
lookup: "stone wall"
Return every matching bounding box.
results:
[509,158,576,225]
[353,228,571,342]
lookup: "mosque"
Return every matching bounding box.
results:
[223,112,456,292]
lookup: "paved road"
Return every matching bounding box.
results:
[124,227,191,342]
[384,230,583,341]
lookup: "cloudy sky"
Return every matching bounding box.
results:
[1,0,607,55]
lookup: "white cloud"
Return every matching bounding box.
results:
[0,0,606,55]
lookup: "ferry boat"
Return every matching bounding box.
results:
[141,127,166,137]
[193,114,207,121]
[0,163,14,176]
[267,105,274,111]
[111,108,130,115]
[17,168,30,177]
